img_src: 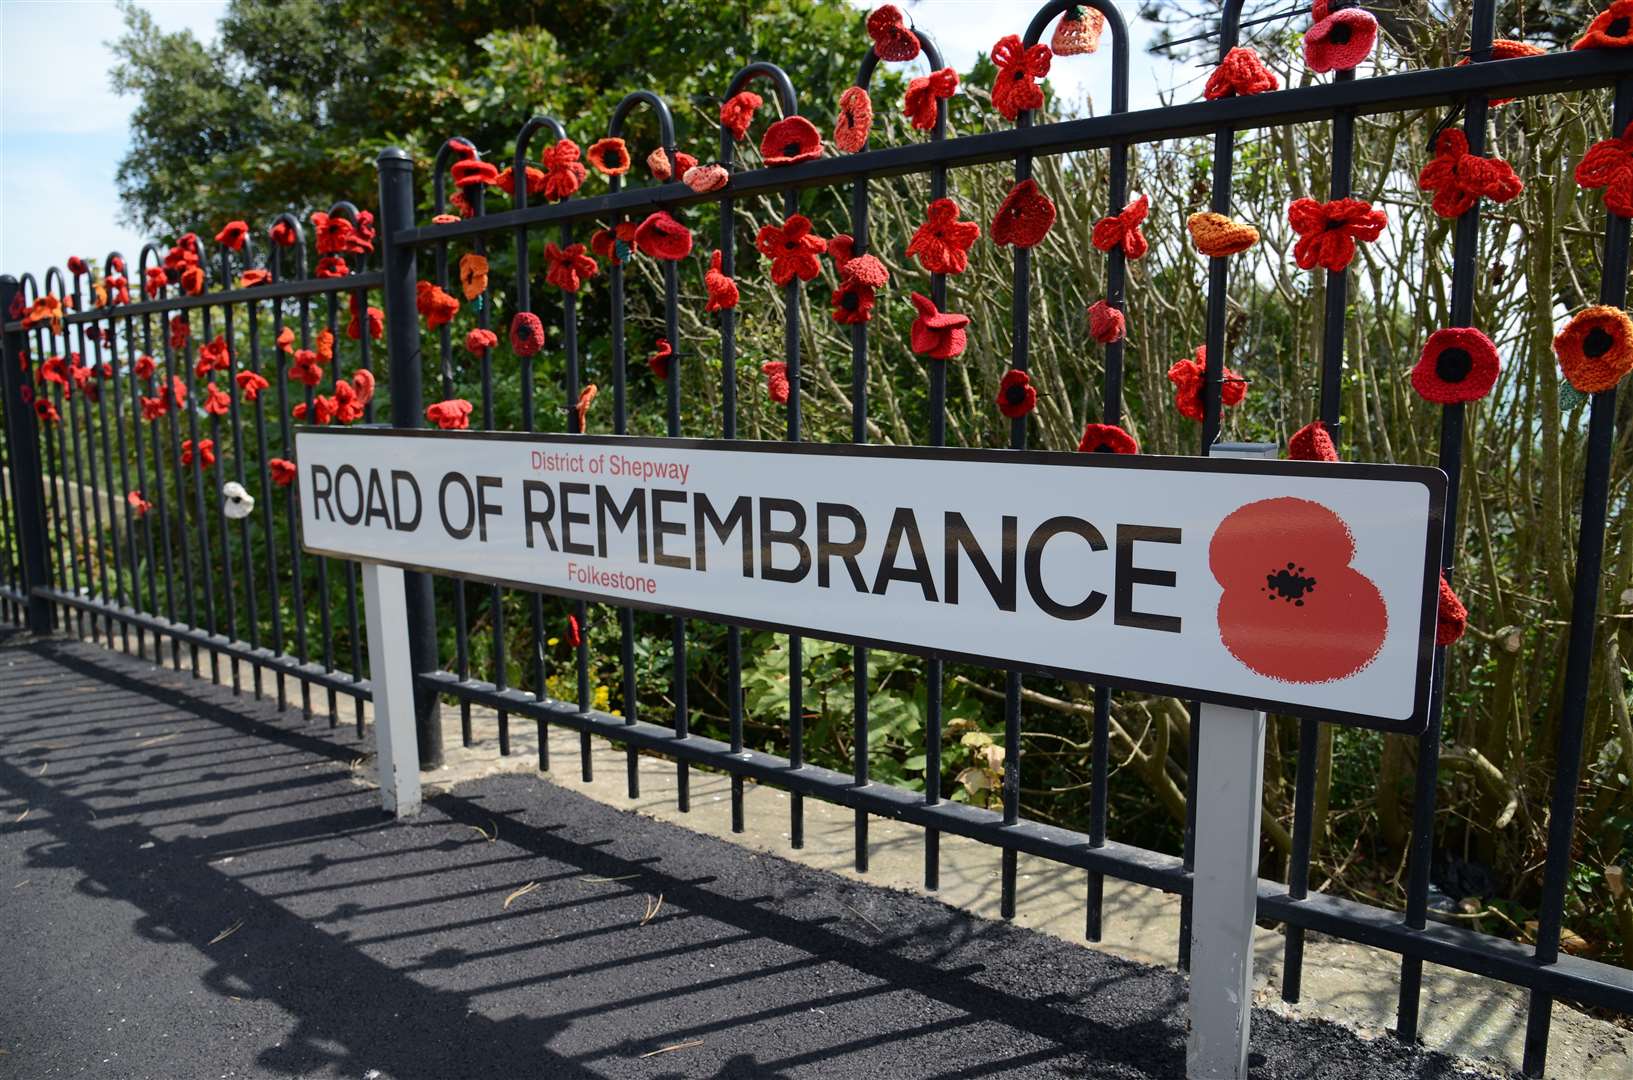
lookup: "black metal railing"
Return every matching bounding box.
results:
[2,4,1631,1076]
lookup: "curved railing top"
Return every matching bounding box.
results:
[267,212,307,280]
[432,136,481,213]
[1023,0,1130,116]
[513,116,571,214]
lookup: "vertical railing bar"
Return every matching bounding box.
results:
[105,301,142,656]
[201,292,235,685]
[159,305,200,674]
[270,223,314,718]
[69,280,110,646]
[87,305,128,651]
[210,282,242,692]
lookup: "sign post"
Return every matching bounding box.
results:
[360,561,422,817]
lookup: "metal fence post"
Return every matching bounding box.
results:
[0,275,54,633]
[376,148,444,769]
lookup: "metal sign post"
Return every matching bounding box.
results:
[360,561,423,817]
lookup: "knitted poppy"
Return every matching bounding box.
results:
[1211,496,1388,683]
[586,138,631,176]
[316,328,335,363]
[544,242,599,292]
[169,315,190,349]
[1417,128,1524,219]
[995,369,1036,418]
[1051,5,1105,55]
[1188,212,1260,257]
[991,34,1052,121]
[909,292,969,360]
[867,4,920,61]
[903,68,958,131]
[1304,2,1378,74]
[127,491,152,518]
[311,212,355,256]
[1288,197,1386,271]
[455,253,487,300]
[465,328,498,358]
[203,383,232,416]
[269,458,296,487]
[510,311,546,357]
[416,281,459,329]
[449,191,477,219]
[834,86,874,155]
[648,337,673,380]
[451,159,499,190]
[143,267,167,299]
[314,256,350,279]
[575,383,597,430]
[105,273,131,304]
[540,139,588,200]
[38,356,66,388]
[756,214,828,286]
[1288,419,1339,462]
[180,438,215,467]
[1092,194,1151,259]
[1575,1,1633,50]
[591,227,622,266]
[1574,121,1633,218]
[35,397,61,425]
[67,255,88,276]
[179,265,206,295]
[1205,46,1279,100]
[276,327,295,354]
[239,269,272,288]
[196,335,231,377]
[1078,422,1138,454]
[1411,326,1501,404]
[682,163,729,194]
[633,211,693,260]
[431,214,460,225]
[906,198,982,274]
[1437,575,1467,645]
[827,233,855,267]
[292,395,337,425]
[991,178,1057,249]
[831,278,877,325]
[760,115,822,167]
[289,350,324,388]
[1554,305,1633,392]
[1087,299,1126,344]
[236,370,270,402]
[495,165,548,199]
[720,90,763,141]
[762,361,790,404]
[1167,346,1246,422]
[346,295,383,341]
[214,220,249,251]
[646,148,698,182]
[1458,39,1546,107]
[133,354,156,380]
[426,399,473,430]
[704,250,740,312]
[270,220,297,247]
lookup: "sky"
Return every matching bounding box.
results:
[0,1,1186,282]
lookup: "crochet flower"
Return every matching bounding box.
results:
[316,329,335,363]
[239,269,271,288]
[416,281,459,328]
[314,256,349,279]
[215,220,249,251]
[586,138,631,176]
[1092,194,1151,259]
[903,68,957,130]
[540,138,588,199]
[991,34,1052,121]
[1087,300,1126,344]
[196,335,231,377]
[180,438,216,467]
[1417,129,1524,218]
[1205,46,1280,100]
[459,253,488,300]
[202,383,231,416]
[760,115,822,167]
[1437,576,1467,645]
[835,86,873,153]
[905,198,981,274]
[143,267,167,298]
[1304,1,1378,74]
[867,4,920,61]
[128,491,152,518]
[762,361,790,404]
[720,90,763,141]
[289,349,324,388]
[1575,121,1633,218]
[756,214,827,286]
[831,277,877,325]
[1575,1,1633,49]
[995,370,1036,418]
[575,384,597,430]
[633,211,693,260]
[66,255,88,276]
[683,163,729,194]
[1078,423,1137,454]
[1458,40,1546,107]
[426,399,474,430]
[466,328,498,357]
[1411,326,1502,404]
[591,222,638,266]
[269,458,297,487]
[648,338,673,380]
[133,354,156,380]
[311,212,356,255]
[1188,212,1260,257]
[346,295,383,341]
[510,311,546,357]
[1287,197,1386,271]
[1554,305,1633,392]
[451,159,499,190]
[495,165,548,200]
[704,250,739,312]
[544,242,599,292]
[991,179,1057,248]
[1167,345,1247,422]
[180,265,206,294]
[236,370,270,402]
[1051,6,1105,55]
[270,221,297,247]
[1287,420,1339,461]
[909,292,969,360]
[166,314,190,348]
[646,148,698,182]
[293,395,336,425]
[276,327,295,353]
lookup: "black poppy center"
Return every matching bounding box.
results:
[1328,23,1352,45]
[1013,70,1027,81]
[782,141,803,157]
[1090,442,1116,453]
[1610,17,1631,37]
[1264,562,1317,606]
[1324,217,1346,230]
[1005,383,1028,405]
[1584,326,1616,358]
[840,290,860,311]
[1435,346,1474,383]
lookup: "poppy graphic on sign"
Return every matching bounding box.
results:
[1209,497,1388,684]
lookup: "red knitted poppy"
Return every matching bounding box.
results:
[1416,128,1524,219]
[720,91,763,141]
[544,241,600,293]
[315,256,349,280]
[634,211,694,260]
[705,250,740,312]
[143,267,167,299]
[995,369,1036,419]
[760,116,822,167]
[293,395,337,425]
[169,315,190,349]
[416,281,459,328]
[903,68,957,131]
[756,214,828,286]
[1305,6,1378,74]
[1167,346,1246,422]
[1575,1,1633,50]
[1575,120,1633,218]
[509,312,545,357]
[1458,40,1546,107]
[827,233,855,268]
[1092,194,1151,259]
[835,86,874,154]
[762,361,790,404]
[270,221,297,247]
[34,398,60,425]
[215,221,249,251]
[586,138,632,176]
[202,384,231,417]
[180,265,206,294]
[1205,47,1280,100]
[831,279,877,325]
[991,34,1052,121]
[239,269,271,288]
[909,292,969,360]
[648,338,673,380]
[1288,197,1387,271]
[540,139,588,200]
[1087,300,1126,345]
[906,198,981,274]
[575,384,597,430]
[1437,575,1467,645]
[234,369,268,402]
[1287,419,1338,461]
[495,165,548,199]
[991,179,1057,249]
[466,328,498,357]
[451,159,499,189]
[1411,326,1501,404]
[646,148,699,182]
[268,458,297,487]
[867,5,921,62]
[180,438,216,467]
[1077,423,1138,454]
[426,399,473,430]
[346,295,383,341]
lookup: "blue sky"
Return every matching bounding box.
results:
[0,1,1186,282]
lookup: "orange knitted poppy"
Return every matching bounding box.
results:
[1187,212,1260,256]
[540,139,588,200]
[458,253,489,300]
[1205,47,1279,100]
[1457,40,1545,106]
[586,138,631,176]
[1554,305,1633,392]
